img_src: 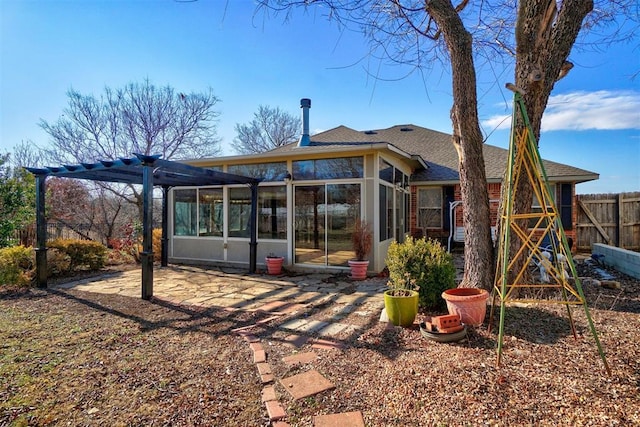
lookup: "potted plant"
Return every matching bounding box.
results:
[348,219,372,280]
[384,237,456,327]
[384,272,420,327]
[265,253,284,275]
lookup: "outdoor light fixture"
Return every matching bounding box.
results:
[284,172,292,183]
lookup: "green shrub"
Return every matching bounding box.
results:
[0,245,34,286]
[48,239,107,272]
[385,237,456,310]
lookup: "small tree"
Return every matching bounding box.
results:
[0,154,35,248]
[234,105,301,154]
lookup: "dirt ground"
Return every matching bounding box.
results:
[1,259,639,426]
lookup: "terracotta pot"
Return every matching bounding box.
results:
[265,257,284,275]
[384,290,419,327]
[441,288,489,326]
[348,259,369,280]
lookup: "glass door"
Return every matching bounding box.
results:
[294,185,325,265]
[294,183,361,267]
[327,184,360,266]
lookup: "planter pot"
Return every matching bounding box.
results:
[348,259,369,280]
[265,257,284,275]
[384,289,419,327]
[441,288,489,327]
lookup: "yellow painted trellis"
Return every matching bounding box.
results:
[490,88,610,375]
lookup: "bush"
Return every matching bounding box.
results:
[134,228,163,263]
[0,245,34,286]
[386,237,456,310]
[46,247,71,276]
[48,239,107,272]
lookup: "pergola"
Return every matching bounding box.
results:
[26,153,261,300]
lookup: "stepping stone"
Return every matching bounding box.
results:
[298,320,330,333]
[253,349,266,363]
[317,322,349,337]
[257,300,290,312]
[314,411,365,427]
[311,338,345,351]
[282,351,318,366]
[279,318,309,331]
[265,400,286,421]
[283,334,309,348]
[261,386,277,402]
[280,370,335,400]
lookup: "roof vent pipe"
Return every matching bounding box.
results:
[298,98,311,147]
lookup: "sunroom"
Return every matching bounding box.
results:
[169,145,421,274]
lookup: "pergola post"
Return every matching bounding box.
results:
[161,185,169,267]
[141,163,154,299]
[34,175,47,288]
[249,182,258,273]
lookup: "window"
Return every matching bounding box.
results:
[418,187,442,229]
[258,186,287,239]
[559,183,573,230]
[379,184,394,240]
[174,189,197,236]
[530,184,556,229]
[379,158,393,183]
[173,188,223,237]
[228,162,288,181]
[228,187,251,237]
[199,189,223,236]
[293,157,363,180]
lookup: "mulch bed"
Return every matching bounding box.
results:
[1,259,638,426]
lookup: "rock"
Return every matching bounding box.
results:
[379,308,389,323]
[600,280,622,290]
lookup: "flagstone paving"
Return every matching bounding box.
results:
[54,264,387,425]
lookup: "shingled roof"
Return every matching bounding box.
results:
[272,124,598,184]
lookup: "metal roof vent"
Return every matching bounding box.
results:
[400,127,413,132]
[364,130,377,135]
[297,98,311,147]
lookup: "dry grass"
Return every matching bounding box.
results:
[1,261,639,426]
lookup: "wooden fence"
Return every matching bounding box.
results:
[12,222,102,247]
[576,192,640,252]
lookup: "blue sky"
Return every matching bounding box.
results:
[1,0,638,194]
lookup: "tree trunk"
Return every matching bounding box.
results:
[507,0,593,281]
[427,0,494,290]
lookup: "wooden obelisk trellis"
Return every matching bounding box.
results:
[491,87,610,375]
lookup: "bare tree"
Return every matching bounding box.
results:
[10,140,43,169]
[257,0,638,290]
[234,105,301,154]
[39,79,223,219]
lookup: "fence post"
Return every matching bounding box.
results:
[617,193,623,248]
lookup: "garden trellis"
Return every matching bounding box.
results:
[490,86,610,375]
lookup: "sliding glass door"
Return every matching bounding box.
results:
[294,183,361,267]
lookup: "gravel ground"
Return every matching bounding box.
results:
[1,257,638,426]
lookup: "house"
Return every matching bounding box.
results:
[169,99,598,273]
